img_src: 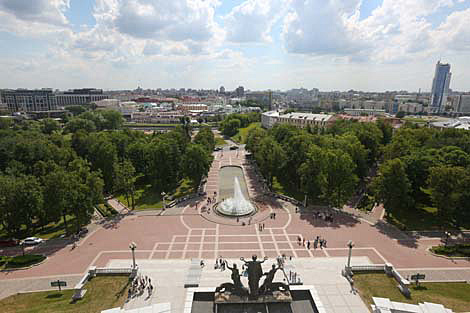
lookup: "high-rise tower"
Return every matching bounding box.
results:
[430,61,451,113]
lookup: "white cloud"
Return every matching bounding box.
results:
[430,8,470,52]
[282,0,365,56]
[281,0,464,62]
[224,0,285,43]
[0,0,70,26]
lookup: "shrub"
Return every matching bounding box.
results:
[6,254,46,268]
[431,244,470,257]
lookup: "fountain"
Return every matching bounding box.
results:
[216,177,256,217]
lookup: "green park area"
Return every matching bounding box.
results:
[0,276,129,313]
[354,273,470,312]
[231,122,261,144]
[0,215,77,241]
[117,178,194,210]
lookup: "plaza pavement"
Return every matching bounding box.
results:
[0,146,469,303]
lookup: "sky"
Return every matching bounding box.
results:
[0,0,469,92]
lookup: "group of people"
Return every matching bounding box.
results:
[258,223,266,231]
[269,212,277,219]
[298,236,328,250]
[214,257,226,271]
[128,274,154,299]
[314,211,334,222]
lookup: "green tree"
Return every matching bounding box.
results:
[372,158,413,214]
[298,145,326,201]
[113,160,137,209]
[322,149,358,207]
[101,110,124,130]
[245,127,268,153]
[194,127,215,152]
[66,105,87,116]
[255,137,286,188]
[0,175,43,236]
[427,166,465,222]
[182,144,212,187]
[0,117,13,129]
[64,117,96,133]
[220,118,241,137]
[41,118,60,135]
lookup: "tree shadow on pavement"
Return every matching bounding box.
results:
[374,220,418,248]
[298,209,360,229]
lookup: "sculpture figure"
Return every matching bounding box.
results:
[241,255,267,299]
[215,262,248,297]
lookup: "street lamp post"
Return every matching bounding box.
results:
[346,240,354,269]
[444,231,451,247]
[303,193,308,208]
[129,242,137,269]
[161,192,166,210]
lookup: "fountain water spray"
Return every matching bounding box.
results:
[216,177,255,216]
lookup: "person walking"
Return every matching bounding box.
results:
[307,240,310,250]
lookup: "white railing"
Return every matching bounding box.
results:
[351,264,385,271]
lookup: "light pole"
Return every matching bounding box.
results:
[346,240,354,269]
[129,242,137,269]
[444,231,451,247]
[161,192,166,210]
[303,193,308,208]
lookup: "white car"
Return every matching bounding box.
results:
[21,237,44,245]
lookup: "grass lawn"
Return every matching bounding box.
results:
[385,205,451,231]
[0,215,77,241]
[231,122,261,144]
[354,273,470,312]
[215,137,227,146]
[117,178,195,210]
[0,276,130,313]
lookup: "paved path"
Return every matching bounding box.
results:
[0,274,83,300]
[398,268,470,282]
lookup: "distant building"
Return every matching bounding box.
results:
[431,116,470,130]
[176,103,208,112]
[457,95,470,113]
[246,91,271,107]
[344,108,386,116]
[261,111,334,129]
[1,88,57,112]
[56,88,108,106]
[219,86,225,94]
[430,61,451,113]
[287,88,319,111]
[235,86,245,97]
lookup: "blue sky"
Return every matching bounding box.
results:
[0,0,469,91]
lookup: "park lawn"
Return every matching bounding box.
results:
[0,276,129,313]
[231,122,261,144]
[431,244,470,257]
[0,215,77,240]
[117,178,195,210]
[215,137,227,146]
[385,205,450,231]
[354,273,470,312]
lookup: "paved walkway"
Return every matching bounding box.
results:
[0,274,83,300]
[398,268,470,282]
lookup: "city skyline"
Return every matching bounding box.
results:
[1,0,470,91]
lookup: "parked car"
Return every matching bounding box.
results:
[0,239,20,247]
[21,237,44,245]
[229,146,239,150]
[213,147,222,151]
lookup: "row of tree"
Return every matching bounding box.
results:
[0,112,214,237]
[219,112,261,137]
[371,126,470,226]
[245,120,392,207]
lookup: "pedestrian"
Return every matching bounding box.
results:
[323,239,327,247]
[302,238,305,246]
[307,240,310,249]
[297,236,301,246]
[262,223,265,230]
[200,259,205,268]
[313,239,318,249]
[274,212,276,219]
[319,239,323,249]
